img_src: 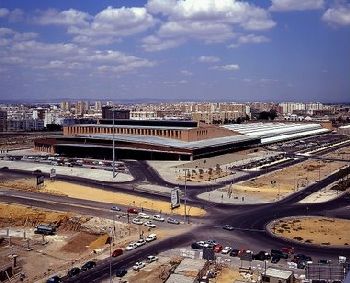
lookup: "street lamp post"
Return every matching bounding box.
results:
[183,169,188,223]
[112,106,116,178]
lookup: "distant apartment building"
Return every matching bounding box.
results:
[192,110,244,124]
[60,101,71,112]
[130,111,157,120]
[7,119,44,132]
[32,108,46,120]
[280,102,323,115]
[102,106,130,120]
[94,101,102,111]
[0,110,7,132]
[76,101,89,116]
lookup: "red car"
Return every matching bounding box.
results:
[213,244,223,253]
[281,247,294,255]
[127,208,138,214]
[112,248,123,257]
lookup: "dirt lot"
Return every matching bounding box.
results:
[0,132,56,151]
[325,145,350,161]
[0,177,206,216]
[230,159,348,201]
[270,216,350,246]
[0,203,137,282]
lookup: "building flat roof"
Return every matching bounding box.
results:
[71,133,259,150]
[265,268,293,279]
[67,124,195,130]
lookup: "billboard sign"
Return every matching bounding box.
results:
[171,189,180,209]
[50,168,56,178]
[36,175,44,186]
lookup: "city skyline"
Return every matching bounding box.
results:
[0,0,350,102]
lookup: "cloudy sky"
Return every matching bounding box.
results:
[0,0,349,102]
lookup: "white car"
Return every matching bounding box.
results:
[152,215,165,222]
[147,255,158,263]
[222,247,232,254]
[135,239,146,247]
[126,242,138,251]
[138,212,150,219]
[145,233,157,242]
[144,221,156,228]
[133,261,145,271]
[132,218,143,225]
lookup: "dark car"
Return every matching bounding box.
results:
[112,248,123,257]
[297,260,307,269]
[271,256,280,264]
[229,249,240,257]
[67,267,80,277]
[115,269,127,277]
[319,259,331,264]
[223,225,234,231]
[127,208,138,214]
[254,251,271,261]
[191,242,203,249]
[271,249,288,259]
[46,276,61,283]
[292,254,312,263]
[81,261,96,271]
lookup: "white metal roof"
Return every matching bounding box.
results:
[265,268,293,279]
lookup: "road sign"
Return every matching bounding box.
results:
[171,189,180,209]
[36,175,44,186]
[50,168,56,179]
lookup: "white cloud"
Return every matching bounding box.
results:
[35,9,91,26]
[0,8,9,17]
[228,33,270,48]
[270,0,324,12]
[0,28,155,75]
[198,56,221,63]
[144,0,275,51]
[322,4,350,26]
[211,64,240,71]
[141,35,184,52]
[180,70,193,76]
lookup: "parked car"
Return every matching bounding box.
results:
[133,262,145,271]
[127,208,138,214]
[126,242,138,251]
[229,249,240,257]
[223,225,234,231]
[46,276,61,283]
[136,239,146,247]
[222,247,232,254]
[167,217,180,225]
[213,244,223,253]
[281,246,294,255]
[146,233,157,242]
[115,269,127,277]
[191,242,203,249]
[138,212,150,219]
[271,256,280,264]
[292,254,312,263]
[111,206,121,211]
[319,259,331,264]
[112,248,123,257]
[67,267,80,277]
[152,215,165,222]
[144,221,156,228]
[132,218,143,225]
[254,251,271,261]
[147,255,158,263]
[81,261,96,271]
[271,249,288,259]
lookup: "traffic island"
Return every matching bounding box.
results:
[267,216,350,247]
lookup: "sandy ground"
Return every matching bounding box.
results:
[232,159,347,202]
[270,216,350,246]
[299,181,349,203]
[325,145,350,161]
[0,176,205,216]
[0,159,133,182]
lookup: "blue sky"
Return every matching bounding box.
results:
[0,0,349,102]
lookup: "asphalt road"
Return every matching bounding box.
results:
[0,146,349,282]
